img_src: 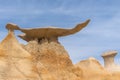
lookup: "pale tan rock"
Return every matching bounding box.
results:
[0,31,31,58]
[0,31,40,80]
[24,40,72,67]
[76,57,105,71]
[3,21,120,80]
[3,22,84,80]
[23,39,83,80]
[75,57,111,80]
[102,51,120,72]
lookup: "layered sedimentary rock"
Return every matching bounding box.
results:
[0,21,88,80]
[23,37,82,80]
[3,20,90,80]
[0,29,57,80]
[2,20,120,80]
[0,31,40,80]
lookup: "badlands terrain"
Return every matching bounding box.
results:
[0,22,120,80]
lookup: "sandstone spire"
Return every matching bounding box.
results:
[102,51,120,72]
[102,51,117,68]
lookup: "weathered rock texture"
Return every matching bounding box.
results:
[76,57,120,80]
[15,19,90,42]
[23,39,82,80]
[75,57,109,80]
[0,28,83,80]
[102,51,120,72]
[0,31,40,80]
[1,21,120,80]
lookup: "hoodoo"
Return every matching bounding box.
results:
[102,51,120,72]
[102,51,117,68]
[1,19,100,80]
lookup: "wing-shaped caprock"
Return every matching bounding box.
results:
[6,19,90,42]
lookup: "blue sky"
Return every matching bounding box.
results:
[0,0,120,65]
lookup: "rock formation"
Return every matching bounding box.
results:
[75,57,110,80]
[1,20,120,80]
[0,30,40,80]
[76,57,105,71]
[22,39,83,80]
[0,20,90,80]
[7,19,90,42]
[102,51,120,72]
[75,57,120,80]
